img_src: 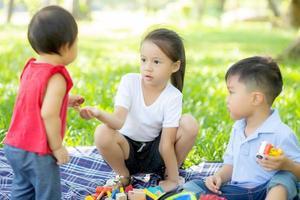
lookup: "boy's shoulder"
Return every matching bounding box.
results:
[232,109,295,139]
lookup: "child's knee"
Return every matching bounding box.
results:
[268,171,298,200]
[180,114,199,137]
[94,124,115,148]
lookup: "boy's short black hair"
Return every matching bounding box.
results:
[28,5,78,55]
[225,56,283,105]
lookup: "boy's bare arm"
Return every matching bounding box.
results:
[41,74,66,152]
[205,164,233,194]
[285,160,300,180]
[215,164,233,183]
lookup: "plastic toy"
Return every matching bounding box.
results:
[84,186,113,200]
[85,195,95,200]
[128,189,146,200]
[160,191,196,200]
[116,192,127,200]
[144,186,164,200]
[256,141,283,159]
[199,194,227,200]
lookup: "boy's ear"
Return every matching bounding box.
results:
[172,61,180,73]
[251,91,265,106]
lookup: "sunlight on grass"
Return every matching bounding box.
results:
[0,21,299,166]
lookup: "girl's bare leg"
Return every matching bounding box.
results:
[175,114,199,166]
[94,124,130,178]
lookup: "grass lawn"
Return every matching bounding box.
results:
[0,21,299,167]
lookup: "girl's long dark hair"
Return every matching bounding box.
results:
[142,28,186,92]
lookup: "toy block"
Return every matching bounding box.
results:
[95,186,113,200]
[116,192,127,200]
[199,194,226,200]
[112,188,120,199]
[144,186,164,200]
[128,189,146,200]
[125,185,134,193]
[85,195,95,200]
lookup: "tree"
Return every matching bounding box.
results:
[4,0,14,23]
[280,0,300,59]
[268,0,281,17]
[288,0,300,28]
[64,0,79,18]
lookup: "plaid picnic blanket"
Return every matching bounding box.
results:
[0,147,299,199]
[0,146,222,200]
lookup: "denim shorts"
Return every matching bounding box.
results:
[4,144,61,200]
[183,171,299,200]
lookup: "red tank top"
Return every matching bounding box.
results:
[4,58,73,155]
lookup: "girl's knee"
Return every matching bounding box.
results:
[180,114,199,138]
[94,124,115,149]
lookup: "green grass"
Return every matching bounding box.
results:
[0,21,299,167]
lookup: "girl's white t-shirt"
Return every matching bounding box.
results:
[115,73,182,142]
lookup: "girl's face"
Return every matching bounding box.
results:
[226,75,253,120]
[140,40,179,88]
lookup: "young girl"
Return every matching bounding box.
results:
[4,6,83,200]
[80,28,199,191]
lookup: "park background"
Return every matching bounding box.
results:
[0,0,299,168]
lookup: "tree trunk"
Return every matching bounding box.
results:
[280,34,300,59]
[288,0,300,28]
[268,0,280,17]
[64,0,79,19]
[5,0,14,24]
[194,0,205,19]
[279,0,300,59]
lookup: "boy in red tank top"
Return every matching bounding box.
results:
[3,6,83,200]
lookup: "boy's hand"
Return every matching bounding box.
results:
[205,175,222,194]
[257,154,292,171]
[69,95,84,109]
[52,146,69,165]
[79,106,101,120]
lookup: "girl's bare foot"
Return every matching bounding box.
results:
[159,179,178,192]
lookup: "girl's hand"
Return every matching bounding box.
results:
[79,106,101,120]
[257,154,292,171]
[52,146,69,165]
[69,95,84,110]
[205,175,222,194]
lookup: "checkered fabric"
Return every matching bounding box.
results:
[0,147,299,199]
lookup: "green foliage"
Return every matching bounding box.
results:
[0,22,299,167]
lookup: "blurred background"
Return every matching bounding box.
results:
[0,0,299,167]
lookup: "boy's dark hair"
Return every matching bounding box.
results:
[142,28,186,92]
[225,56,283,105]
[28,5,78,55]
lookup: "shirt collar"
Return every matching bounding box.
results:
[234,109,282,140]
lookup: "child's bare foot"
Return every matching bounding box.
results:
[164,174,185,185]
[159,179,178,192]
